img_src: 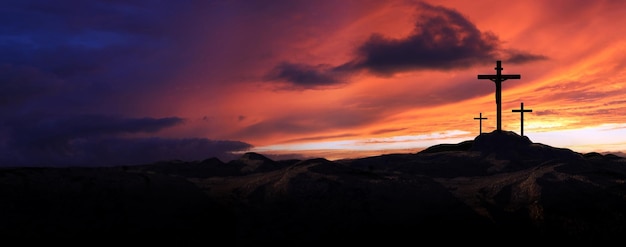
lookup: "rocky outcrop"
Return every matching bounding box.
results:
[471,130,585,164]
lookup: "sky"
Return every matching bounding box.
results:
[2,0,626,166]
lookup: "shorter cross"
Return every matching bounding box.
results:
[473,112,488,135]
[512,102,532,136]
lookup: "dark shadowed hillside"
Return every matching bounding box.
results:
[1,131,625,245]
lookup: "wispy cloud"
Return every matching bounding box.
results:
[264,62,352,90]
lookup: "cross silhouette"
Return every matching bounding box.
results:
[473,112,488,135]
[478,61,521,132]
[512,102,533,136]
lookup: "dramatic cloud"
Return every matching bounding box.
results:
[2,0,625,164]
[267,1,546,88]
[0,115,252,166]
[351,2,500,75]
[5,115,183,145]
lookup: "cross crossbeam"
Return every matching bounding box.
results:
[478,61,521,132]
[512,102,533,136]
[473,112,488,135]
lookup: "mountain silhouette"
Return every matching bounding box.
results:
[1,130,625,245]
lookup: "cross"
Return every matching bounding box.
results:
[478,60,521,132]
[512,102,532,136]
[473,112,488,135]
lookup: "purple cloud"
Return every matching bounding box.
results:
[267,1,546,88]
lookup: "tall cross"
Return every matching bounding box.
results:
[478,60,521,132]
[473,112,488,135]
[512,102,532,136]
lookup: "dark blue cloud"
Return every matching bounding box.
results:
[0,136,252,167]
[0,1,256,166]
[0,114,252,166]
[5,115,184,147]
[0,1,194,114]
[63,137,251,167]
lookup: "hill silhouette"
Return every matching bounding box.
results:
[1,130,625,245]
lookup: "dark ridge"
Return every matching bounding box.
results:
[583,152,604,158]
[228,152,287,174]
[198,156,225,165]
[130,157,243,178]
[604,153,623,160]
[418,140,474,153]
[240,152,274,162]
[4,130,619,244]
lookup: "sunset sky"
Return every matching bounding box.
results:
[2,0,626,166]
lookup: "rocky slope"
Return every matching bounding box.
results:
[1,131,625,245]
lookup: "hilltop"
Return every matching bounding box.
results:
[1,130,625,245]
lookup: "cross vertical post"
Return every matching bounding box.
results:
[512,102,533,136]
[478,61,521,132]
[473,112,488,135]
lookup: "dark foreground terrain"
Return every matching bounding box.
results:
[1,131,625,245]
